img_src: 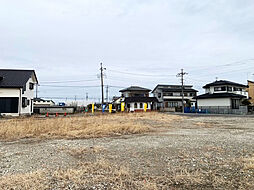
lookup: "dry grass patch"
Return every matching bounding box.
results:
[0,160,157,190]
[0,112,179,141]
[61,146,105,158]
[242,155,254,170]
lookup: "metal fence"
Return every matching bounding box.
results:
[185,106,248,115]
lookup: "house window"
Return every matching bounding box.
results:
[163,93,173,96]
[234,87,242,91]
[227,87,232,91]
[22,97,28,107]
[184,93,188,96]
[169,102,178,107]
[29,83,34,90]
[140,103,143,108]
[214,86,226,91]
[158,93,161,98]
[134,103,137,108]
[232,99,240,109]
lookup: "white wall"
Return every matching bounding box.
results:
[21,77,36,115]
[197,98,231,107]
[129,102,151,111]
[0,88,20,97]
[153,89,163,102]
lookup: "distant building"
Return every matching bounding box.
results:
[152,84,198,112]
[247,80,254,105]
[119,86,158,112]
[0,69,38,116]
[194,80,248,114]
[34,98,55,107]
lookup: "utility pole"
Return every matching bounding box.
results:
[36,84,38,98]
[177,69,188,113]
[106,85,109,103]
[100,63,106,106]
[86,92,88,101]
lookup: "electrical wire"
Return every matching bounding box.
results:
[40,85,101,88]
[107,69,176,77]
[40,79,99,84]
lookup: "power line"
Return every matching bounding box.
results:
[189,66,254,78]
[187,58,254,73]
[40,79,99,84]
[40,85,101,88]
[108,69,176,77]
[108,85,125,88]
[40,96,100,100]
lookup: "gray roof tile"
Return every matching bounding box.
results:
[0,69,38,88]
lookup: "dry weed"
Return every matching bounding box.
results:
[242,155,254,170]
[0,112,179,141]
[62,146,105,158]
[0,160,156,190]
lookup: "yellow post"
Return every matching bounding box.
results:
[109,104,112,113]
[144,103,147,112]
[121,102,125,112]
[92,103,94,114]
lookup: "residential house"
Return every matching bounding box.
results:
[152,85,198,112]
[34,98,55,107]
[247,80,254,105]
[112,96,124,111]
[119,86,158,112]
[0,69,38,116]
[194,80,248,114]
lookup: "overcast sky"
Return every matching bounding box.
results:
[1,0,254,102]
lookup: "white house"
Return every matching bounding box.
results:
[34,98,55,107]
[152,84,198,112]
[119,86,158,112]
[194,80,248,114]
[0,69,38,116]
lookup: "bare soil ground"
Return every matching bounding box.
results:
[0,113,254,189]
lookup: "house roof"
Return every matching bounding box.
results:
[194,93,247,99]
[203,80,247,89]
[34,98,45,102]
[152,84,195,93]
[124,97,158,103]
[0,69,38,88]
[119,86,151,92]
[34,98,54,103]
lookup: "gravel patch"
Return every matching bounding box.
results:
[0,114,254,189]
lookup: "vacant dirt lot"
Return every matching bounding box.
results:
[0,113,254,189]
